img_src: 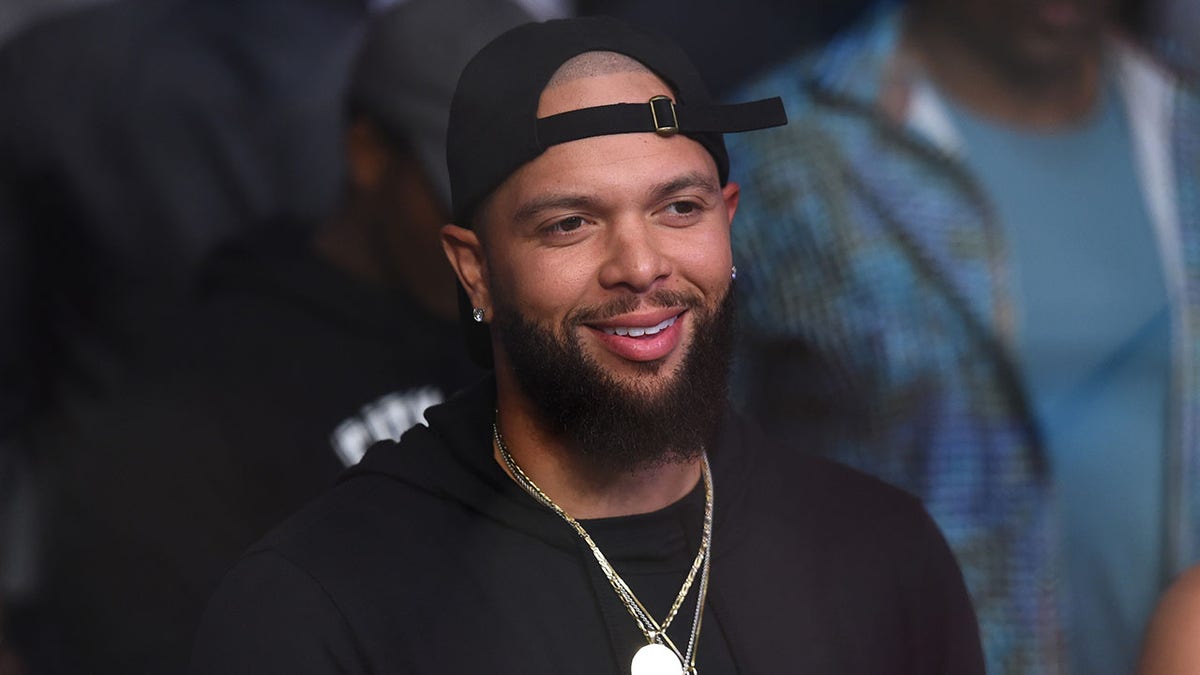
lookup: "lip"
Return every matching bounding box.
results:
[586,307,683,332]
[585,308,686,363]
[1035,0,1085,30]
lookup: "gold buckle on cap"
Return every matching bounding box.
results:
[649,95,678,136]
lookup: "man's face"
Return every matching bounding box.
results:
[925,0,1112,79]
[458,68,740,468]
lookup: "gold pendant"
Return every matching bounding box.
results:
[630,643,683,675]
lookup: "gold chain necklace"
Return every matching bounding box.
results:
[492,421,713,675]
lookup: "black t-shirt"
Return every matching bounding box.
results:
[191,379,985,675]
[576,481,738,673]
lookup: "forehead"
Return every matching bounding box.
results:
[500,130,720,216]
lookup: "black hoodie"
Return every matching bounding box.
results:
[192,379,985,675]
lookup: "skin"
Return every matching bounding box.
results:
[314,118,460,321]
[904,0,1114,128]
[1138,566,1200,675]
[441,69,740,519]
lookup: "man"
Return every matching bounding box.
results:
[724,1,1200,674]
[0,0,369,457]
[191,16,984,675]
[32,2,528,672]
[0,0,367,658]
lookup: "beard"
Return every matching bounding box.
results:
[493,286,734,474]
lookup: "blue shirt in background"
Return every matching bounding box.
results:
[948,81,1170,675]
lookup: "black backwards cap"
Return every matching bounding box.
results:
[446,15,787,367]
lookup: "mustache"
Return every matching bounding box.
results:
[566,289,705,325]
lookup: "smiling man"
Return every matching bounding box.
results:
[191,17,984,675]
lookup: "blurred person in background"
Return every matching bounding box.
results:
[724,0,1200,673]
[0,0,368,450]
[576,0,871,95]
[0,0,368,660]
[16,0,528,673]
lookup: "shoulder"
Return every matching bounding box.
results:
[732,413,934,539]
[231,416,491,584]
[723,39,881,257]
[733,412,958,588]
[191,547,365,674]
[724,53,823,176]
[793,451,938,547]
[250,438,441,560]
[191,440,457,670]
[717,414,985,673]
[1138,565,1200,675]
[723,28,852,172]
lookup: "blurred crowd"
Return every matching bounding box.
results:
[1,0,1198,674]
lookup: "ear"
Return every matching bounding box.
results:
[440,224,490,318]
[345,119,391,193]
[721,181,741,226]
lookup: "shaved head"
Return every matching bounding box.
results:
[545,51,658,90]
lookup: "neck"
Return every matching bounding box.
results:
[311,213,381,283]
[311,211,460,321]
[492,377,703,520]
[903,11,1104,129]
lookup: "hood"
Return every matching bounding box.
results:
[340,376,756,556]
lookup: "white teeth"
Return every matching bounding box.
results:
[603,315,676,337]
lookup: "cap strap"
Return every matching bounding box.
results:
[535,96,787,149]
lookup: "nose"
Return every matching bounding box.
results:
[596,217,671,293]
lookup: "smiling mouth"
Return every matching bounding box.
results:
[599,315,678,338]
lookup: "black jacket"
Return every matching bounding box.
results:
[192,379,985,674]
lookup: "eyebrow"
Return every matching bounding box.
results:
[648,171,721,204]
[512,194,599,225]
[511,171,721,225]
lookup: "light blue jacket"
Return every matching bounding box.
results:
[726,6,1200,674]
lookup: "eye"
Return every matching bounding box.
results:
[664,201,700,216]
[659,199,709,223]
[545,215,586,234]
[535,215,594,243]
